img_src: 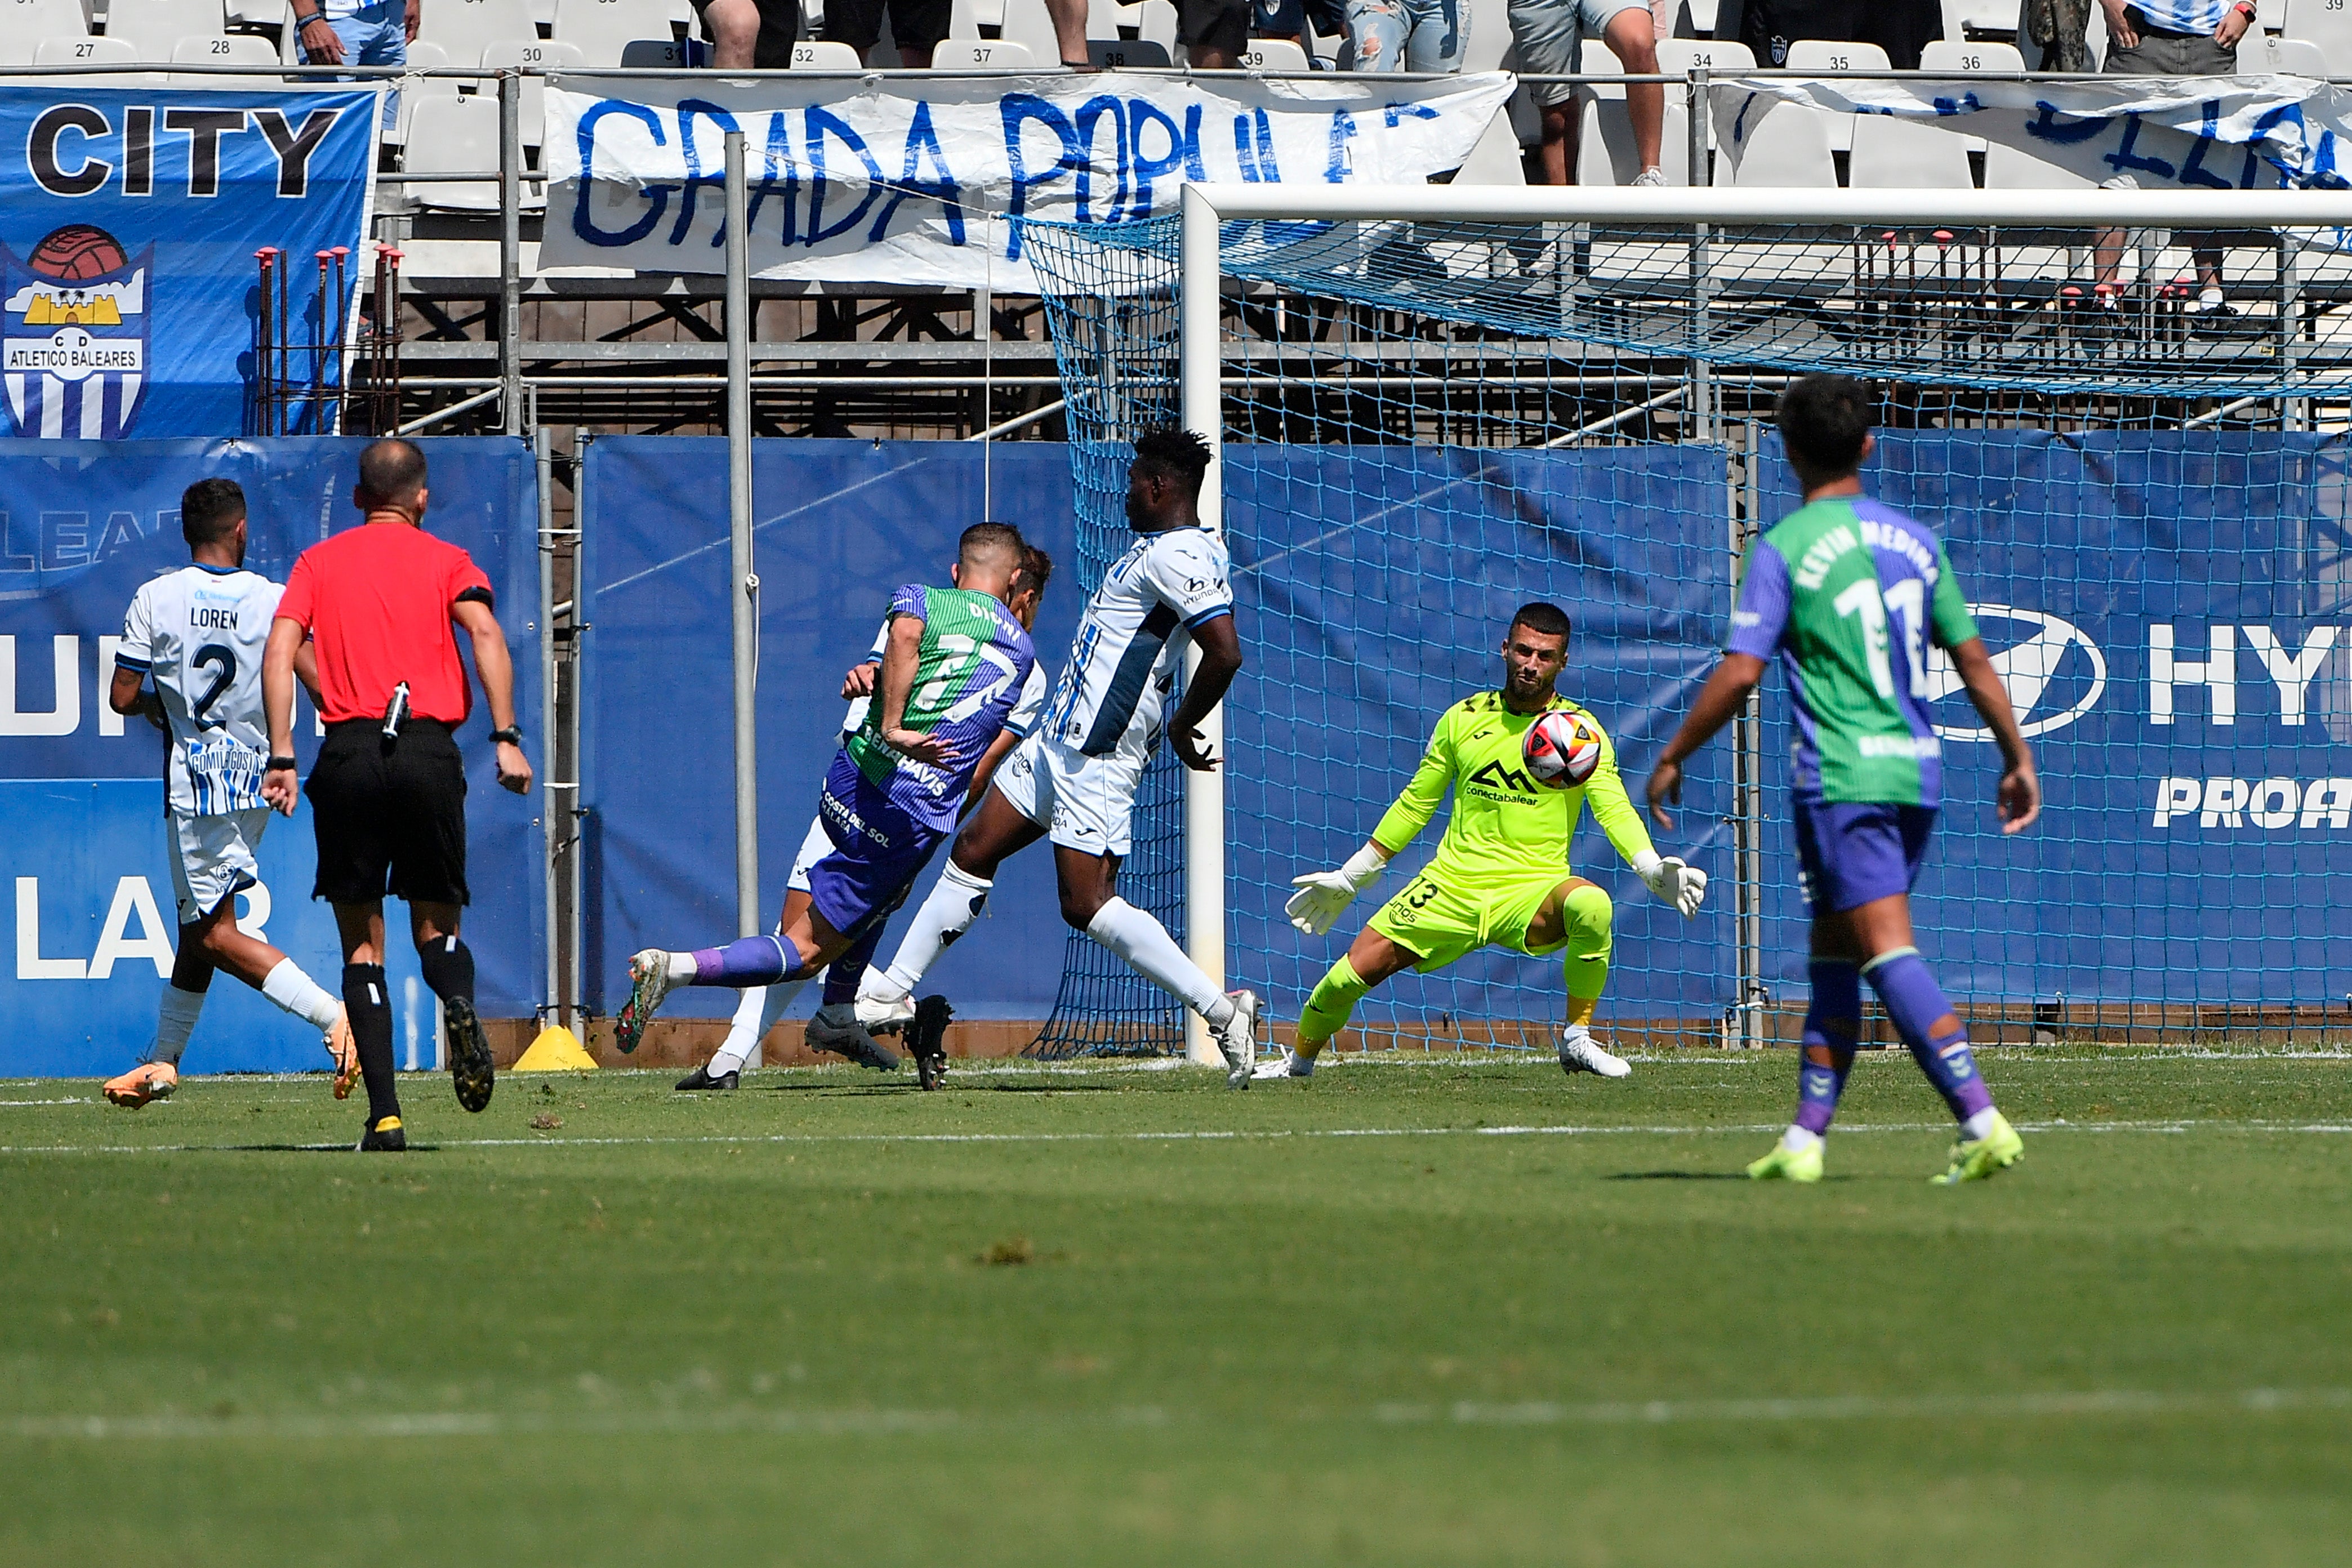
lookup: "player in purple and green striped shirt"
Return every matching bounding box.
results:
[1646,375,2042,1185]
[614,523,1036,1054]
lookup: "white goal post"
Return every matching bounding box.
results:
[1171,181,2352,1063]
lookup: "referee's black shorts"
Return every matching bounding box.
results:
[306,719,470,906]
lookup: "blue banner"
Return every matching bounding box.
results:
[0,437,544,1078]
[580,438,1082,1020]
[0,87,377,439]
[1753,431,2352,1010]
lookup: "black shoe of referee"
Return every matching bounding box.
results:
[674,1064,738,1091]
[908,996,954,1092]
[444,996,496,1113]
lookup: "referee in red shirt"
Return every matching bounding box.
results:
[261,439,533,1151]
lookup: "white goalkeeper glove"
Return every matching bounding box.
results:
[1286,843,1391,936]
[1632,849,1708,920]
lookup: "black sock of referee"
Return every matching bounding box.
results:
[416,934,475,1009]
[344,963,399,1125]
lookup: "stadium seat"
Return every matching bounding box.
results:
[1240,37,1307,70]
[7,0,90,42]
[1135,0,1175,55]
[550,0,674,66]
[960,0,1003,27]
[2277,0,2352,73]
[1458,0,1509,72]
[999,0,1063,65]
[617,34,692,64]
[934,35,1034,66]
[791,37,865,65]
[1916,38,2024,73]
[222,0,279,24]
[946,0,982,34]
[1086,35,1165,65]
[1713,91,1836,186]
[416,0,538,71]
[1783,38,1886,155]
[389,39,459,150]
[1653,37,1754,75]
[1452,109,1526,185]
[1940,0,2021,41]
[406,92,539,211]
[1982,137,2090,189]
[1848,113,1973,189]
[101,0,225,59]
[480,38,585,148]
[167,30,279,82]
[1086,0,1119,37]
[1574,93,1689,185]
[2257,33,2330,76]
[36,33,140,63]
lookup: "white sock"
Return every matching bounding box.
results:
[1083,897,1228,1021]
[149,983,206,1067]
[2199,286,2224,306]
[1782,1125,1823,1152]
[874,862,992,999]
[1963,1108,2001,1141]
[664,950,698,982]
[710,978,804,1076]
[260,957,342,1031]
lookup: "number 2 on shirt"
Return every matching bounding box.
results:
[1832,577,1926,698]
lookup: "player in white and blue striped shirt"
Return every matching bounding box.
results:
[103,479,355,1108]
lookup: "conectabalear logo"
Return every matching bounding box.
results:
[1928,604,2107,741]
[2,223,150,440]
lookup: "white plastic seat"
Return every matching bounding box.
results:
[2284,0,2352,74]
[1782,38,1885,155]
[1240,37,1307,70]
[1086,0,1118,36]
[4,0,91,42]
[37,33,137,61]
[1848,114,1974,189]
[549,0,675,66]
[167,30,279,82]
[1917,38,2024,72]
[791,37,864,65]
[998,0,1063,65]
[1654,37,1753,74]
[1575,93,1689,184]
[1715,92,1836,186]
[1453,109,1526,185]
[2257,34,2330,77]
[389,38,458,151]
[947,0,981,34]
[101,0,225,60]
[1983,139,2091,189]
[415,0,538,70]
[406,92,538,211]
[933,35,1032,66]
[1455,0,1507,72]
[1135,0,1175,54]
[480,38,583,148]
[1940,0,2021,40]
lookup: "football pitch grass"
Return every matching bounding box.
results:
[3,1046,2347,1566]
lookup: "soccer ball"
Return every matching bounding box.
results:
[1524,710,1602,789]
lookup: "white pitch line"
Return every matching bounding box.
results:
[4,1117,2351,1158]
[7,1387,2344,1444]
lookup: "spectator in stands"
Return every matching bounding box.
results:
[1349,0,1469,70]
[1045,0,1245,66]
[690,0,803,67]
[1511,0,1665,186]
[291,0,415,130]
[1254,0,1345,57]
[1713,0,1938,70]
[2023,0,2096,71]
[2094,0,2255,321]
[829,0,951,64]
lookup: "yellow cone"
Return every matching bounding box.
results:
[513,1025,599,1072]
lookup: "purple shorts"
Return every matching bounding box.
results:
[1790,795,1937,916]
[804,751,945,941]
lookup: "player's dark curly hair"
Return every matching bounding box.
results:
[1776,374,1874,476]
[1510,601,1572,645]
[1133,427,1213,498]
[180,477,246,547]
[1016,545,1054,602]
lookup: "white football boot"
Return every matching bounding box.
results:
[1557,1024,1632,1079]
[1215,990,1260,1089]
[1251,1046,1313,1081]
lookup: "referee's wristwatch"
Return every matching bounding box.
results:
[489,727,524,748]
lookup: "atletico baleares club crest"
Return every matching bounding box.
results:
[2,224,152,439]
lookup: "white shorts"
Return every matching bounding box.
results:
[169,808,268,926]
[991,734,1144,859]
[786,814,831,893]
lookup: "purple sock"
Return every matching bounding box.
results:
[1862,947,1994,1124]
[688,935,804,988]
[822,926,884,1007]
[1794,959,1860,1135]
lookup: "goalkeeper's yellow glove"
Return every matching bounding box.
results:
[1286,843,1391,936]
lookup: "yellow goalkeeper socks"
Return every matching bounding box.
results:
[1297,954,1369,1057]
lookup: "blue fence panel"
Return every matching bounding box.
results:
[0,436,542,1077]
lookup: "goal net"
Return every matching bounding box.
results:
[1024,186,2352,1055]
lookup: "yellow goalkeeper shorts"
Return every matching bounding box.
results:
[1367,865,1580,972]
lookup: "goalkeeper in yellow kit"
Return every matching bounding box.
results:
[1259,603,1709,1081]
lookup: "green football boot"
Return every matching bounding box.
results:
[1933,1112,2024,1185]
[1747,1139,1824,1183]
